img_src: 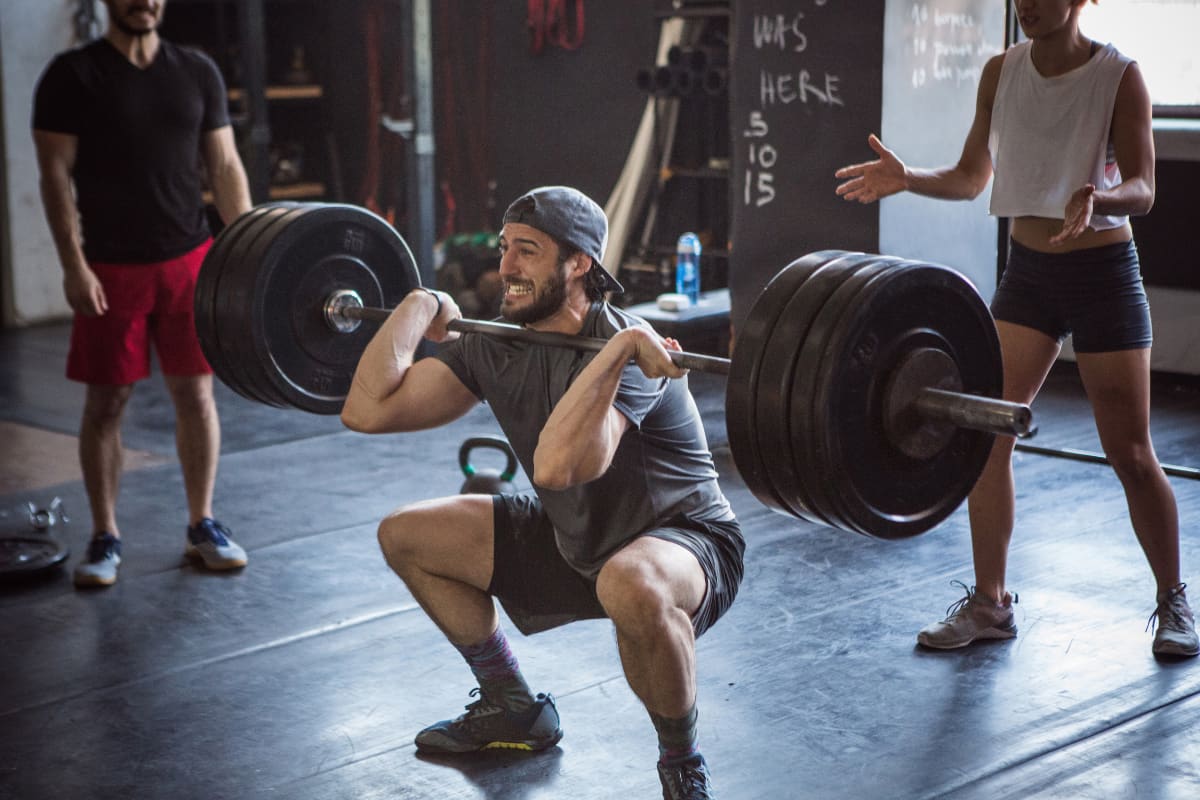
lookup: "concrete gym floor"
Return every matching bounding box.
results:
[2,320,1200,799]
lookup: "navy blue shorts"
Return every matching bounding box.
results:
[990,239,1153,353]
[488,492,745,637]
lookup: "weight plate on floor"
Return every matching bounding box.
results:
[0,535,69,580]
[726,250,853,515]
[804,261,1001,539]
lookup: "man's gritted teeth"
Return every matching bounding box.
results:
[505,281,535,298]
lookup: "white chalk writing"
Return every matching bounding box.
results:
[742,112,776,207]
[741,2,841,210]
[760,69,844,107]
[909,1,1000,89]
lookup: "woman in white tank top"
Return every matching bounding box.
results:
[833,0,1196,658]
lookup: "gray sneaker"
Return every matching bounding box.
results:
[1148,583,1200,657]
[918,581,1018,649]
[74,532,121,587]
[185,518,248,570]
[658,754,715,800]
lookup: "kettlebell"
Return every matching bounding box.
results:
[459,436,518,495]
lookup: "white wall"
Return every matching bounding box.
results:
[1,0,87,325]
[878,0,1006,303]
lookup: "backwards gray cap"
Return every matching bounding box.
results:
[502,186,624,294]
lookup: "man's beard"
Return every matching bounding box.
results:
[500,269,567,325]
[111,7,161,37]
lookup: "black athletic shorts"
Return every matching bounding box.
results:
[488,492,745,637]
[991,238,1153,353]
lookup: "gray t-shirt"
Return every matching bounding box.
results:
[435,302,735,578]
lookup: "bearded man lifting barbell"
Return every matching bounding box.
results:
[195,185,1039,799]
[340,186,743,800]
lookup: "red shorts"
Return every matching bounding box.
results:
[67,240,214,385]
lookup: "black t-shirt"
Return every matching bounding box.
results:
[32,38,231,263]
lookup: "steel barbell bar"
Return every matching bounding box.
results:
[323,288,1031,438]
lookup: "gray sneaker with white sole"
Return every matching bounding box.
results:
[918,581,1018,649]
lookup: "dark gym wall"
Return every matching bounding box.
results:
[484,2,660,226]
[728,0,886,331]
[1135,160,1200,290]
[325,7,372,204]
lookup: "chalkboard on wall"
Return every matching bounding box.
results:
[728,0,885,331]
[878,0,1006,302]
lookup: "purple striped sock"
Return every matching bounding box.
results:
[455,627,533,708]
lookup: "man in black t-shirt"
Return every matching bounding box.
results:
[342,186,744,800]
[32,0,253,588]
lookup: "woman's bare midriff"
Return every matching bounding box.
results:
[1010,216,1133,254]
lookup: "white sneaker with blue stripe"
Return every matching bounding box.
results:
[185,518,248,570]
[74,532,122,587]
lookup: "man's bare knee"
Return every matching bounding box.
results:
[83,385,133,428]
[377,506,425,571]
[599,559,677,636]
[164,375,215,420]
[376,497,494,585]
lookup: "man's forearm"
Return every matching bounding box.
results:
[208,159,252,226]
[347,291,437,404]
[38,174,88,275]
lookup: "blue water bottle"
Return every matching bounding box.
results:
[675,232,701,305]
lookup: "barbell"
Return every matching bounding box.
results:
[195,202,1032,540]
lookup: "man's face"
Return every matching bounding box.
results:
[497,223,572,324]
[104,0,165,37]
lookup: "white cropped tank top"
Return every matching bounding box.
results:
[988,41,1133,230]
